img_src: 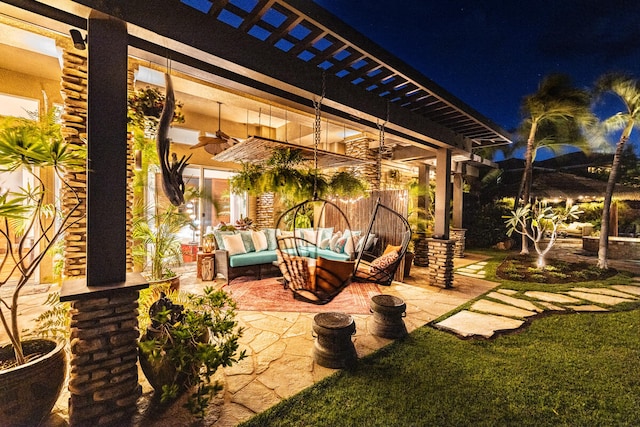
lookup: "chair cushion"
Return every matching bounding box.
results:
[315,257,355,295]
[383,244,402,256]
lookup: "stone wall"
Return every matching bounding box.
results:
[582,236,640,260]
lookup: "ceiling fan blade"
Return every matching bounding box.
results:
[204,141,228,155]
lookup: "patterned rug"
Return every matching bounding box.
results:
[224,277,381,315]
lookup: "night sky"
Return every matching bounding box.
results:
[314,0,640,153]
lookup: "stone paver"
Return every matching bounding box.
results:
[565,291,636,306]
[486,291,543,312]
[434,310,524,338]
[571,287,639,299]
[470,299,537,318]
[524,291,581,304]
[612,284,640,296]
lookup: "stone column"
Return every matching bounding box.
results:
[256,192,275,228]
[59,44,88,278]
[60,15,148,427]
[434,148,451,239]
[427,238,455,288]
[450,228,467,258]
[413,233,429,267]
[66,287,144,426]
[345,136,380,190]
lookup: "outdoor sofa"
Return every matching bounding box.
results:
[212,228,358,283]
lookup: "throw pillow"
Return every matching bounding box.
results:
[318,237,331,250]
[334,235,348,253]
[369,250,399,273]
[301,229,318,245]
[315,257,355,295]
[239,230,255,252]
[356,233,376,253]
[251,230,268,252]
[213,230,235,250]
[223,233,247,256]
[383,244,402,256]
[318,227,334,241]
[329,231,342,251]
[264,228,277,250]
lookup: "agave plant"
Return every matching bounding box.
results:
[0,111,85,364]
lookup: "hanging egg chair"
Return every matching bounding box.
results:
[353,198,412,286]
[275,197,357,304]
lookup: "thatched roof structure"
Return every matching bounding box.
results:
[498,170,640,201]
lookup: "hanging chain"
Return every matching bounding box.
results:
[312,71,326,198]
[376,101,389,185]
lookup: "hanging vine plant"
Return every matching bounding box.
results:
[128,85,185,134]
[229,147,366,203]
[329,171,368,198]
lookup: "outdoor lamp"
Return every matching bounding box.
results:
[69,29,86,50]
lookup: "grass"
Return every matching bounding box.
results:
[240,254,640,427]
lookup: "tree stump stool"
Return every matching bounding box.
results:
[312,312,357,369]
[369,294,407,339]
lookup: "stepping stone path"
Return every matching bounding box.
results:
[435,269,640,339]
[455,261,488,279]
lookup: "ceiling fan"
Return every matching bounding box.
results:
[190,101,238,155]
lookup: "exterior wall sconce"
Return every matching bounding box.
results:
[69,29,87,50]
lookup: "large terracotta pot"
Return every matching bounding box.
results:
[0,339,67,427]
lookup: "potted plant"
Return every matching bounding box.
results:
[132,202,193,288]
[0,111,85,425]
[138,286,245,420]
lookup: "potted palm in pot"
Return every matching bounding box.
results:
[0,112,85,426]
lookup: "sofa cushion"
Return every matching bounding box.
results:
[228,250,278,267]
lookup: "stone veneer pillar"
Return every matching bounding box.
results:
[427,238,455,288]
[345,136,380,190]
[256,192,275,229]
[65,286,144,425]
[59,46,88,278]
[450,228,467,258]
[413,233,430,267]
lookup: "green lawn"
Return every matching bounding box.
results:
[240,257,640,427]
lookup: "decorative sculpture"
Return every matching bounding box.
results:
[157,73,191,206]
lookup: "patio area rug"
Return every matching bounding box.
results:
[224,277,381,315]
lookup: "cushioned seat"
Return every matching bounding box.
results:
[228,250,278,268]
[305,247,351,261]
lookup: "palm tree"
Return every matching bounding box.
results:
[593,73,640,269]
[516,74,594,254]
